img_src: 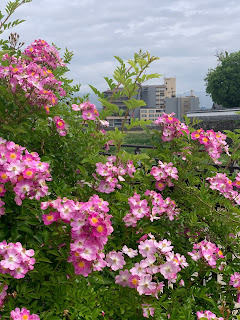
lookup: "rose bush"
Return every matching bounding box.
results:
[0,1,240,319]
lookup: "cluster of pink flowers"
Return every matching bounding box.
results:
[0,40,66,113]
[41,195,113,277]
[191,129,230,164]
[154,112,189,142]
[115,234,188,299]
[53,116,68,136]
[10,307,39,320]
[123,192,150,227]
[196,310,223,320]
[207,173,240,205]
[23,39,65,69]
[0,283,8,307]
[72,101,110,129]
[94,156,136,193]
[150,161,178,191]
[0,137,51,211]
[123,191,180,227]
[72,101,99,120]
[145,190,180,221]
[188,240,224,268]
[0,241,35,279]
[229,272,240,303]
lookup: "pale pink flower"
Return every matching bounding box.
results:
[122,245,138,258]
[130,262,146,277]
[115,269,130,287]
[157,239,173,254]
[138,240,157,258]
[137,275,156,295]
[142,304,155,318]
[106,251,126,271]
[159,261,180,282]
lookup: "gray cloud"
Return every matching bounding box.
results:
[1,0,240,94]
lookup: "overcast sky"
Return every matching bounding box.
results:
[1,0,240,94]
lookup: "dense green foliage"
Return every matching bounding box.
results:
[1,2,240,320]
[205,51,240,108]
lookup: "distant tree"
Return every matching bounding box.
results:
[205,50,240,108]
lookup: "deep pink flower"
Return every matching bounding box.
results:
[128,274,140,288]
[92,222,108,237]
[42,211,60,225]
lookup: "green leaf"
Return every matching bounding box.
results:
[146,73,162,80]
[125,118,152,130]
[37,257,52,263]
[123,98,146,110]
[33,234,43,244]
[89,84,104,99]
[98,98,119,113]
[18,225,34,236]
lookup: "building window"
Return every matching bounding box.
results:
[141,110,147,113]
[141,114,147,118]
[149,110,155,113]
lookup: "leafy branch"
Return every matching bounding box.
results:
[0,0,31,34]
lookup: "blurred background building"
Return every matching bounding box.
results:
[103,78,200,127]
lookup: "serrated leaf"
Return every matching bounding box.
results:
[98,98,119,113]
[37,257,52,263]
[18,225,34,236]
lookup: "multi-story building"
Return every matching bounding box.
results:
[141,85,165,109]
[140,108,163,122]
[103,77,176,127]
[107,116,131,128]
[139,78,176,121]
[103,87,141,127]
[103,88,132,114]
[165,91,200,121]
[164,77,176,98]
